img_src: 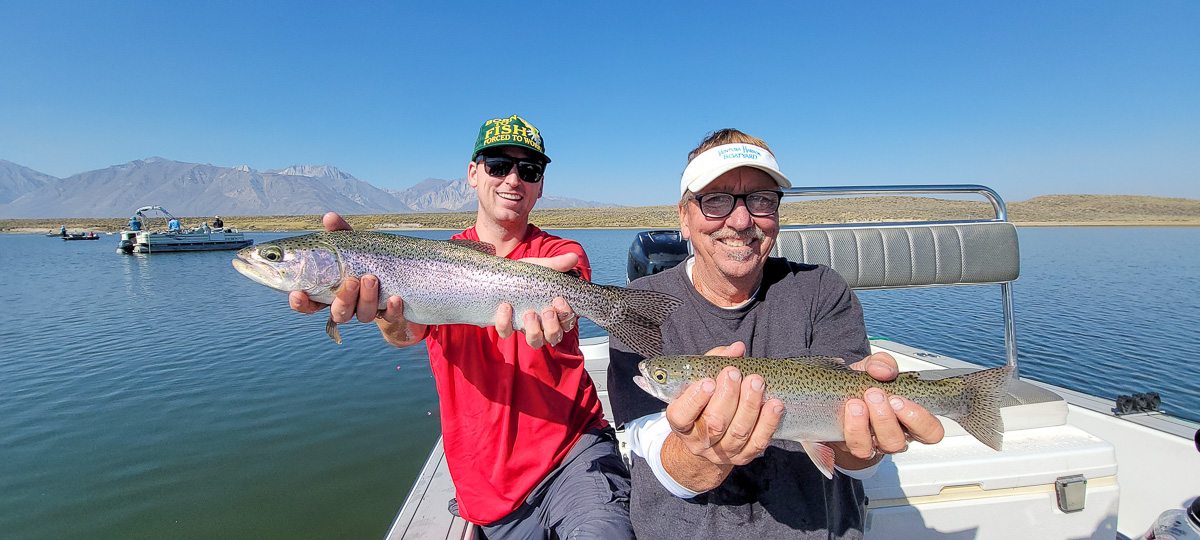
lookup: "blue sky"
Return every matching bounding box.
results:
[2,1,1196,206]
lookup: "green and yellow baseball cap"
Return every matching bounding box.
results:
[471,114,550,163]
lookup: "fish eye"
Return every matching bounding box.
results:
[653,368,667,383]
[261,247,283,262]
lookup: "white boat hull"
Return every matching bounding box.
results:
[118,230,252,253]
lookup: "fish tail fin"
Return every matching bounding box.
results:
[326,317,342,345]
[595,287,682,358]
[951,366,1014,451]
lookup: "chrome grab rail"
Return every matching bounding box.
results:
[777,184,1019,376]
[779,184,1008,221]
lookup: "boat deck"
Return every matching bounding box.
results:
[384,337,614,540]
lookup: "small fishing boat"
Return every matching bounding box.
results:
[386,185,1200,540]
[62,232,100,241]
[117,205,252,254]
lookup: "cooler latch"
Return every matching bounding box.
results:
[1055,475,1087,513]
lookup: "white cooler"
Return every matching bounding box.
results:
[863,375,1120,539]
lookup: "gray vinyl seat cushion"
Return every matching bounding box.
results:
[771,221,1019,290]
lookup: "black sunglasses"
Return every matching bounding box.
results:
[477,154,545,183]
[689,190,783,219]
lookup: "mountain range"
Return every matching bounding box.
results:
[0,158,616,218]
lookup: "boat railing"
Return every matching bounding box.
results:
[775,184,1019,376]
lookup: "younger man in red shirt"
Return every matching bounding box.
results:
[291,115,632,539]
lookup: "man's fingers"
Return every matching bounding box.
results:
[742,398,784,462]
[704,341,746,357]
[552,297,576,333]
[522,310,544,347]
[842,398,875,459]
[356,275,381,323]
[865,388,907,453]
[666,379,716,436]
[494,303,514,339]
[289,291,325,314]
[540,307,563,346]
[849,352,899,382]
[891,396,946,445]
[722,374,767,456]
[520,252,580,273]
[330,277,361,323]
[698,367,743,447]
[322,212,352,232]
[380,296,404,323]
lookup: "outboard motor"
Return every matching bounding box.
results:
[117,231,136,254]
[1141,434,1200,539]
[1142,497,1200,539]
[626,230,689,284]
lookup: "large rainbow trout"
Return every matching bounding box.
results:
[634,354,1013,478]
[232,230,682,357]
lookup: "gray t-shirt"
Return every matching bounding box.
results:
[608,256,872,540]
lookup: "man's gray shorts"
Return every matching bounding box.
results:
[448,426,633,540]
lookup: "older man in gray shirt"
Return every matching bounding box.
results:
[608,129,947,539]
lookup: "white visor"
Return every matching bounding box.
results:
[680,143,791,197]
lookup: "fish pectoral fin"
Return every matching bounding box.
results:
[325,317,342,344]
[800,441,836,480]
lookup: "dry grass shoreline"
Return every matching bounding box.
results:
[5,195,1199,233]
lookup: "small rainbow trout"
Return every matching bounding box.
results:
[634,354,1013,478]
[232,230,682,357]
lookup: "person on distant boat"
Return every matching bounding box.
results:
[129,215,142,231]
[167,217,180,231]
[213,216,223,229]
[288,115,634,539]
[606,129,947,540]
[60,225,66,237]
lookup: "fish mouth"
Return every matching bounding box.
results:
[633,361,664,401]
[633,375,653,396]
[232,255,285,290]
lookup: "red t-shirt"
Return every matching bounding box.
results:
[425,225,609,524]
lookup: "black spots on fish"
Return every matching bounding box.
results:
[783,356,850,370]
[597,287,682,358]
[448,239,497,256]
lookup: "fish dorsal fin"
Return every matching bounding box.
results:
[786,355,854,371]
[448,239,497,256]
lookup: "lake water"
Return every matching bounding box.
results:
[1,227,1197,539]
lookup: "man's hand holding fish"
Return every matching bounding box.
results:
[836,353,948,463]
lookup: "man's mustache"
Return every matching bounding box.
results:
[711,226,766,243]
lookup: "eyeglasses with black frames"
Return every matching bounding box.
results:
[689,190,783,219]
[476,154,545,183]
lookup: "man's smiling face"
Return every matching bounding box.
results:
[468,146,544,228]
[680,167,780,286]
